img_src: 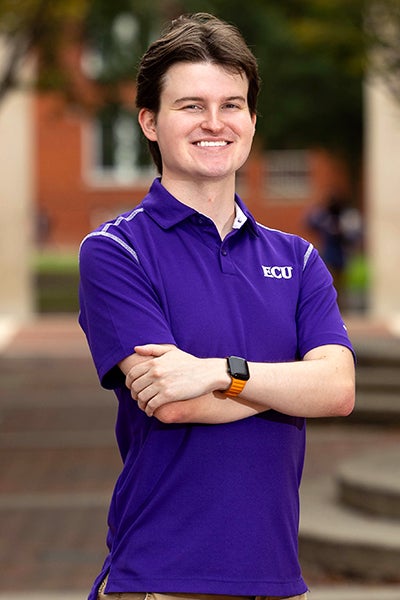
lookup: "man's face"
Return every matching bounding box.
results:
[139,61,256,184]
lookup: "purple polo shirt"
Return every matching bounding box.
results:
[79,178,353,599]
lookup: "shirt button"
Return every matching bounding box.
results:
[221,249,227,256]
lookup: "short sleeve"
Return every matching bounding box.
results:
[79,233,176,389]
[296,246,354,359]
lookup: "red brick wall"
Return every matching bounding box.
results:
[240,148,353,246]
[35,93,149,247]
[35,92,354,250]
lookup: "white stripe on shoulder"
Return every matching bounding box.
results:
[80,231,139,262]
[256,222,295,236]
[303,243,314,271]
[103,207,144,231]
[80,209,144,262]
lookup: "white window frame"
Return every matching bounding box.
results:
[82,108,155,188]
[265,150,311,200]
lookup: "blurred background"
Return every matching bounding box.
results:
[1,1,400,598]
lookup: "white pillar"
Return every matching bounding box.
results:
[0,40,34,321]
[365,75,400,323]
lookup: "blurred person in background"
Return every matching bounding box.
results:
[307,190,363,309]
[79,12,355,600]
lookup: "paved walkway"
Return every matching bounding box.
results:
[3,587,400,600]
[1,314,400,600]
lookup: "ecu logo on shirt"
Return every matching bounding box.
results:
[262,265,294,279]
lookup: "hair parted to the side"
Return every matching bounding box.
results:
[135,12,261,174]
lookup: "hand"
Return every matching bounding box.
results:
[125,344,226,417]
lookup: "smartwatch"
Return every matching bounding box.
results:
[225,356,250,397]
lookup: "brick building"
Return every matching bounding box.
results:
[35,88,353,249]
[33,35,355,249]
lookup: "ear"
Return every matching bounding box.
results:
[251,112,257,136]
[138,108,158,141]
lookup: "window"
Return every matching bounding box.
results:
[84,104,154,185]
[81,12,155,186]
[265,150,311,200]
[81,13,140,82]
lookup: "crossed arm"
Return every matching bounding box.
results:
[118,343,355,424]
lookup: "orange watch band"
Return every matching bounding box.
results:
[225,356,249,398]
[225,377,247,397]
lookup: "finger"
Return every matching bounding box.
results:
[138,391,158,415]
[131,376,153,403]
[143,392,170,417]
[125,360,152,389]
[137,391,150,411]
[138,397,148,412]
[145,398,157,417]
[134,344,171,357]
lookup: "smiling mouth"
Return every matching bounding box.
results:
[195,140,229,147]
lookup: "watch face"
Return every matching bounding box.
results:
[228,356,250,380]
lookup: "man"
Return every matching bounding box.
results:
[79,12,355,600]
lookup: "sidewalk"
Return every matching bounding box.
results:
[1,314,400,600]
[0,314,90,358]
[1,587,400,600]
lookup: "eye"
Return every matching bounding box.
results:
[183,104,203,111]
[222,99,246,111]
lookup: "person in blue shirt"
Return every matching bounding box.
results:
[79,12,355,600]
[307,191,363,309]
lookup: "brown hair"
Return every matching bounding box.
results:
[136,12,260,174]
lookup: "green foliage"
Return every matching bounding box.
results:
[83,0,154,83]
[0,0,87,32]
[2,0,400,171]
[177,0,366,161]
[365,0,400,100]
[33,251,79,275]
[0,0,90,99]
[82,0,185,84]
[33,251,79,313]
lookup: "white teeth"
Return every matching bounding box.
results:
[196,141,228,147]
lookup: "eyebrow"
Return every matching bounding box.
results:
[173,96,247,105]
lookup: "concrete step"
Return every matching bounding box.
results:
[337,448,400,519]
[324,346,400,424]
[351,339,400,424]
[350,390,400,424]
[353,338,400,368]
[299,477,400,582]
[356,365,400,392]
[318,389,400,425]
[0,355,111,412]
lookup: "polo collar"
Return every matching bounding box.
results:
[234,194,259,237]
[143,178,259,236]
[143,179,196,229]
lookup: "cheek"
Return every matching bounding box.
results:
[241,124,256,148]
[249,118,257,139]
[236,116,256,140]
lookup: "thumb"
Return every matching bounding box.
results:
[134,344,173,357]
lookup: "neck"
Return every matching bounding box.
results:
[160,175,236,238]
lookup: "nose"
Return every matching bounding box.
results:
[201,108,224,132]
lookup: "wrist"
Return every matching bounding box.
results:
[207,358,231,393]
